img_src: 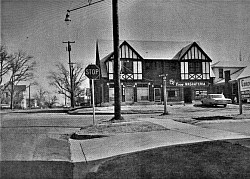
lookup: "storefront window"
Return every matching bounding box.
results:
[137,83,149,101]
[168,91,176,97]
[167,88,180,101]
[109,84,114,101]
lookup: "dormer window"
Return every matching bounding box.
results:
[121,60,133,74]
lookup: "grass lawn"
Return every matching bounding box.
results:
[78,121,168,134]
[84,140,250,179]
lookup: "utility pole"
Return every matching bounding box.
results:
[112,0,122,120]
[29,85,31,109]
[63,41,75,108]
[64,89,67,106]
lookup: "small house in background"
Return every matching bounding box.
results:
[0,85,27,109]
[25,98,38,108]
[211,61,250,103]
[94,40,214,106]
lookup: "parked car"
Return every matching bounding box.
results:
[201,94,232,107]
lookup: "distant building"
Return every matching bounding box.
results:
[94,40,214,105]
[26,98,38,108]
[211,61,250,103]
[0,85,27,109]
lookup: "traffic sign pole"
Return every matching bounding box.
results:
[91,79,95,125]
[85,64,100,126]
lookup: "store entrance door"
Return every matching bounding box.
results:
[125,86,134,102]
[184,87,192,103]
[154,88,161,102]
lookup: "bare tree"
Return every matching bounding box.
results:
[47,63,87,106]
[45,94,58,108]
[33,87,48,108]
[0,46,11,85]
[7,50,36,109]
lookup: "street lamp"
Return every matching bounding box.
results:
[65,11,71,25]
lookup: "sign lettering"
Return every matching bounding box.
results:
[175,81,207,86]
[85,64,100,79]
[240,77,250,91]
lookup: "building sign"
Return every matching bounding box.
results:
[240,77,250,91]
[169,79,208,86]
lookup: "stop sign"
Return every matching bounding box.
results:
[85,64,100,79]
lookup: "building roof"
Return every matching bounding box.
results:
[172,43,193,60]
[98,40,193,60]
[237,65,250,79]
[211,60,250,68]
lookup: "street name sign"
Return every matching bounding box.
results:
[85,64,100,79]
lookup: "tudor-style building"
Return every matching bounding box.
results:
[94,40,214,105]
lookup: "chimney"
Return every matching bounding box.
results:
[224,70,231,98]
[224,70,231,83]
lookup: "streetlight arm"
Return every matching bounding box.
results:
[67,0,104,13]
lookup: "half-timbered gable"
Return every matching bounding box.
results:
[173,42,211,81]
[106,41,143,81]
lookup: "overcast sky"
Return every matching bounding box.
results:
[1,0,250,93]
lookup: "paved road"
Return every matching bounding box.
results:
[1,113,94,161]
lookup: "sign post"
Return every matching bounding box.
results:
[238,76,250,114]
[85,64,100,125]
[91,79,95,125]
[159,74,168,115]
[238,78,242,114]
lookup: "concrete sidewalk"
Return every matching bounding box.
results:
[69,118,250,163]
[68,105,164,115]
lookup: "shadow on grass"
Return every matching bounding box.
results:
[193,116,234,120]
[83,140,250,179]
[70,133,108,140]
[0,161,73,179]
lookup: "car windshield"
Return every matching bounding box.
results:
[210,94,223,98]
